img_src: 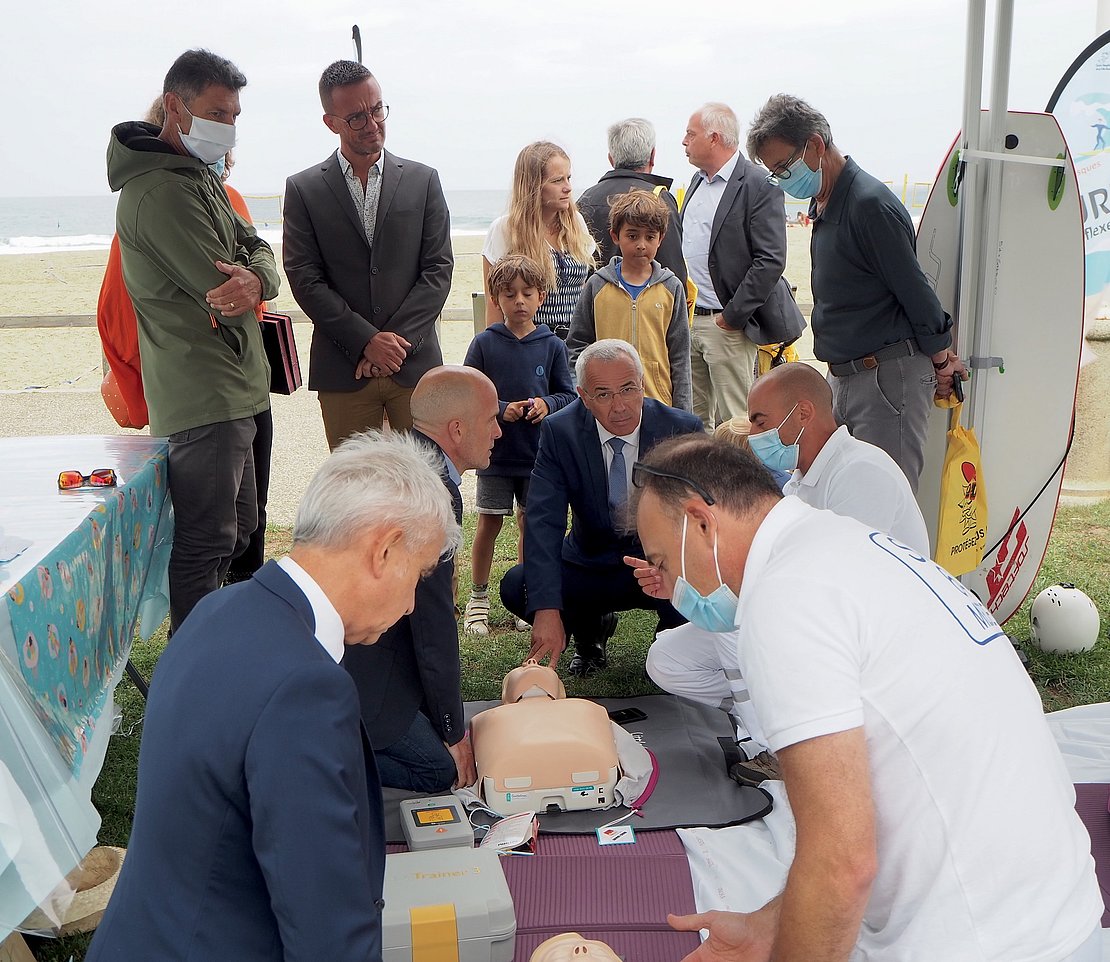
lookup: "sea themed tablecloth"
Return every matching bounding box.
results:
[0,436,171,777]
[0,435,172,936]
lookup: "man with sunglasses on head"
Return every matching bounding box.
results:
[633,436,1101,962]
[284,60,453,448]
[748,94,968,493]
[107,49,280,632]
[499,339,702,677]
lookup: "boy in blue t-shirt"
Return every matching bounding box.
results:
[463,254,575,636]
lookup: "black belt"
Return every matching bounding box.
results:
[827,340,917,377]
[693,306,719,316]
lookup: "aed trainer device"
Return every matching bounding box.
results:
[400,795,475,851]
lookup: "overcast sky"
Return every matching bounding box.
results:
[0,0,1100,199]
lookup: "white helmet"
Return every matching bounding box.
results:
[1029,584,1101,654]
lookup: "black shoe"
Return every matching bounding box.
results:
[567,645,609,677]
[566,613,618,677]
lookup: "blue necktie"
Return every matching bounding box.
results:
[607,437,628,517]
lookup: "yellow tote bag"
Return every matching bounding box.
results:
[756,341,799,375]
[933,398,988,577]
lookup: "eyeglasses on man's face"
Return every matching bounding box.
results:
[764,142,807,183]
[582,384,643,405]
[335,103,390,130]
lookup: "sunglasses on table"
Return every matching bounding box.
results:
[631,462,716,506]
[58,468,118,490]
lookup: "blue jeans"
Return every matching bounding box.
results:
[375,711,456,793]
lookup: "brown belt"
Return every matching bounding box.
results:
[827,340,916,377]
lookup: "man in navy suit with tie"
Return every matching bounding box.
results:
[501,339,703,676]
[86,433,460,962]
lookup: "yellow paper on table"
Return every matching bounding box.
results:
[933,398,988,577]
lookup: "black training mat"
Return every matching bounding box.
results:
[382,694,772,844]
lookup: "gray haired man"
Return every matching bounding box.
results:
[107,49,280,632]
[86,431,460,962]
[747,93,968,491]
[577,118,687,284]
[680,102,803,431]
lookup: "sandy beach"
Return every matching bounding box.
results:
[0,228,816,523]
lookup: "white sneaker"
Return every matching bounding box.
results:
[464,594,490,636]
[514,617,531,631]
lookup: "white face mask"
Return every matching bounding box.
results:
[179,102,236,165]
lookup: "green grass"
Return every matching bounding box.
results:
[28,501,1110,960]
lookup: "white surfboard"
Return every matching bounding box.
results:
[916,110,1083,625]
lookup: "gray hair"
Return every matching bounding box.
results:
[608,118,655,170]
[576,338,644,386]
[293,430,460,557]
[746,94,834,160]
[696,102,740,150]
[163,49,247,102]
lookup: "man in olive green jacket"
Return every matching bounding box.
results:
[107,49,281,631]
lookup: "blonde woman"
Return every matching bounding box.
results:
[482,141,595,339]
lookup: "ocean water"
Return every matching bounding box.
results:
[0,189,509,255]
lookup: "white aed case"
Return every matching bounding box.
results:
[381,847,515,962]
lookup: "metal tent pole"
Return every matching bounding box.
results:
[954,0,988,384]
[967,0,1015,435]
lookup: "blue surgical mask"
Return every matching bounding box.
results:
[748,403,804,473]
[774,143,823,200]
[670,515,740,633]
[209,156,227,179]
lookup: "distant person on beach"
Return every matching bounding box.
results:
[749,93,968,491]
[462,254,576,637]
[106,50,279,632]
[85,432,460,962]
[481,141,596,339]
[99,94,273,586]
[345,368,501,793]
[576,118,687,285]
[681,102,804,430]
[567,190,692,411]
[283,60,452,448]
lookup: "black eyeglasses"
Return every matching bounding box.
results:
[334,104,390,130]
[631,462,716,505]
[764,143,805,183]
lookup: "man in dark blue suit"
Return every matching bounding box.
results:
[501,339,703,676]
[86,432,459,962]
[345,366,500,793]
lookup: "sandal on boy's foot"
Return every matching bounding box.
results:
[463,593,490,636]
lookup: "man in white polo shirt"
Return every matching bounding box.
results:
[633,435,1101,962]
[746,361,929,554]
[638,362,930,769]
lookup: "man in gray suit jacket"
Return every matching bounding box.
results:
[284,60,453,449]
[680,102,804,430]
